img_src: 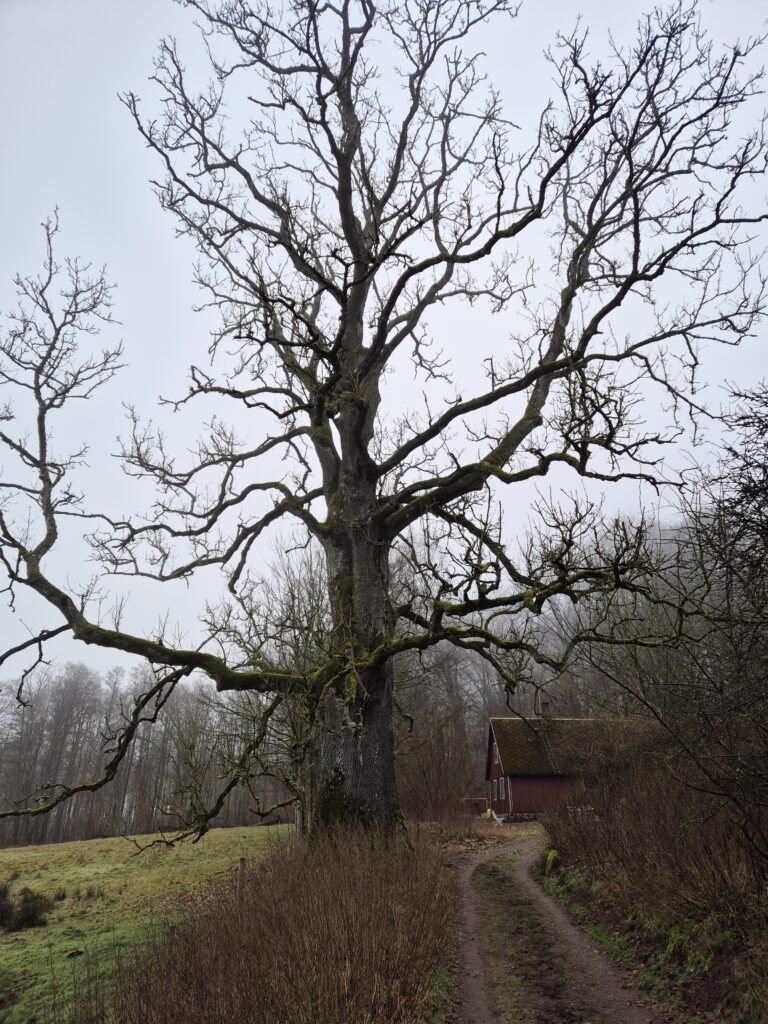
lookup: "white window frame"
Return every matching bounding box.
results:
[499,776,505,800]
[492,779,497,802]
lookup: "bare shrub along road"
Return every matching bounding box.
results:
[450,829,662,1024]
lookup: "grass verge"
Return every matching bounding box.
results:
[416,939,454,1024]
[0,824,288,1023]
[59,828,451,1024]
[539,858,768,1023]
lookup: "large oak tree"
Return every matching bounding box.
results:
[1,1,766,833]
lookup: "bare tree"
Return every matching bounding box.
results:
[395,644,478,820]
[558,386,768,860]
[1,2,766,833]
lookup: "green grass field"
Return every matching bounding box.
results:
[0,824,289,1024]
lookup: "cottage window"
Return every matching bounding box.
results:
[499,776,505,800]
[492,779,497,802]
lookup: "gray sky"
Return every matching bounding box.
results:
[1,0,767,677]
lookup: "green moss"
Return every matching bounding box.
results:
[544,846,560,876]
[312,768,370,831]
[585,922,632,962]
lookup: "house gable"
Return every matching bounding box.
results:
[486,723,510,813]
[486,720,514,780]
[484,723,499,781]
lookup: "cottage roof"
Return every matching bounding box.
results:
[487,717,658,778]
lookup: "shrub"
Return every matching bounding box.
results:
[544,761,764,920]
[60,829,451,1024]
[0,881,13,928]
[0,882,52,931]
[10,886,52,930]
[543,760,768,1019]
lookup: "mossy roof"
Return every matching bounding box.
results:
[489,717,658,778]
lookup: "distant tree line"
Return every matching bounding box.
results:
[0,614,667,848]
[0,638,572,847]
[0,665,294,847]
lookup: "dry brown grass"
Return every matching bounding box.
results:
[545,763,763,920]
[544,762,768,1020]
[57,828,451,1024]
[417,813,540,856]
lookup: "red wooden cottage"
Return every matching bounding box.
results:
[485,717,655,816]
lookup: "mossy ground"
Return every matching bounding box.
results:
[541,860,768,1022]
[0,824,289,1024]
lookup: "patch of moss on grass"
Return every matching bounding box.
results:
[417,959,453,1024]
[584,921,633,962]
[415,900,456,1024]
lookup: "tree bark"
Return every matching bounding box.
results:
[306,512,400,834]
[308,664,398,833]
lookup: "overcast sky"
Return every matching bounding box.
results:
[1,0,767,678]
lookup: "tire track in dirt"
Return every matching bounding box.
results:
[451,833,663,1024]
[450,839,523,1024]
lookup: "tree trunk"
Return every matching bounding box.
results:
[308,663,398,833]
[305,520,400,834]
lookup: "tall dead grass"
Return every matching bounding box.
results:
[545,761,764,919]
[544,760,768,1018]
[59,829,451,1024]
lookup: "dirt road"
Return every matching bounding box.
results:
[451,832,664,1024]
